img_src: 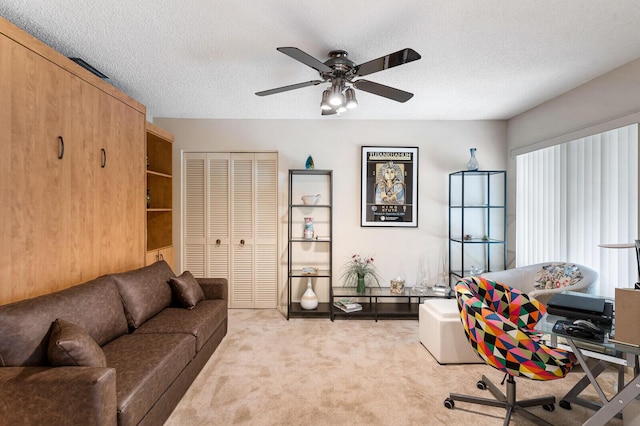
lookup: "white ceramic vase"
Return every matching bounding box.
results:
[300,277,318,310]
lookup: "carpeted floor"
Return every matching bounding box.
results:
[165,309,624,425]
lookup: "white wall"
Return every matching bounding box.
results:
[508,57,640,156]
[155,118,507,308]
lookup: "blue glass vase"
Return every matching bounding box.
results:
[305,155,314,170]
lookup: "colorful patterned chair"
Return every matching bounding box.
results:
[444,276,577,425]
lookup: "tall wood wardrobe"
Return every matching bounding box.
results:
[0,17,146,305]
[183,152,278,308]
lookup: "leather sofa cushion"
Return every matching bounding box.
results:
[169,271,205,309]
[0,276,128,366]
[102,333,195,426]
[111,261,174,329]
[134,299,227,352]
[47,319,107,367]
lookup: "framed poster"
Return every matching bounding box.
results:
[361,146,418,227]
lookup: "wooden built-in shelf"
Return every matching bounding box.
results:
[146,122,174,269]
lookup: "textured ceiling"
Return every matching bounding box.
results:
[2,1,640,120]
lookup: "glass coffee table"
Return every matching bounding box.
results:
[330,286,454,321]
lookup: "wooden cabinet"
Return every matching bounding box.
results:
[183,152,278,308]
[146,246,175,269]
[94,89,146,276]
[0,16,146,305]
[145,122,174,270]
[0,33,73,298]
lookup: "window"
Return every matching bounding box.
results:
[516,124,638,297]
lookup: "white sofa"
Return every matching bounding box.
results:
[481,262,598,305]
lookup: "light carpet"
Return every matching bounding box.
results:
[165,309,623,425]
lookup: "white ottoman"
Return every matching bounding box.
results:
[419,298,480,364]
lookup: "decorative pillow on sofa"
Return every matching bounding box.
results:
[111,260,174,329]
[47,319,107,367]
[534,263,583,290]
[169,271,205,309]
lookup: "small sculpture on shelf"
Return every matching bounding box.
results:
[305,155,314,170]
[469,265,484,276]
[303,217,314,239]
[390,276,405,294]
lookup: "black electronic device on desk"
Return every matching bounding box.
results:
[552,319,606,343]
[546,293,613,325]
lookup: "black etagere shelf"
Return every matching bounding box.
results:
[287,169,333,319]
[448,170,507,285]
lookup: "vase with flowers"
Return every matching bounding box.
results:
[341,254,381,294]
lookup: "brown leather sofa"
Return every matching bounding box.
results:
[0,261,228,425]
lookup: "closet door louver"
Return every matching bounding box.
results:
[183,153,208,278]
[230,154,254,308]
[183,152,277,308]
[254,154,278,308]
[208,155,230,280]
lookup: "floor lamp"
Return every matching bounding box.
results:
[598,240,640,289]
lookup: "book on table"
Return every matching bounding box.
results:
[334,299,362,313]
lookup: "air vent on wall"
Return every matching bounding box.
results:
[69,57,108,79]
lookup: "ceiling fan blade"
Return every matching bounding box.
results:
[352,80,414,103]
[355,48,421,77]
[255,80,323,96]
[277,47,333,73]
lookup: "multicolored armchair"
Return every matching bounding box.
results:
[444,276,577,425]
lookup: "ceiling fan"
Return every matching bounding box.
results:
[255,47,421,115]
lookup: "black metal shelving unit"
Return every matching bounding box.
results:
[448,170,507,285]
[287,169,333,319]
[330,287,454,321]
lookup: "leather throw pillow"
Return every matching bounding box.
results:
[111,261,174,329]
[169,271,205,309]
[47,318,107,367]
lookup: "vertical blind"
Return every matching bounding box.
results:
[516,124,638,297]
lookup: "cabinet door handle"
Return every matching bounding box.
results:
[216,239,221,246]
[57,136,64,160]
[101,148,107,168]
[240,239,245,247]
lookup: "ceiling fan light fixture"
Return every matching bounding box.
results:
[328,83,343,106]
[345,88,358,109]
[320,89,332,110]
[257,47,421,116]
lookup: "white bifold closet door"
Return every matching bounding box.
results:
[183,152,278,308]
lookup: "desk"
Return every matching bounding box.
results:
[537,313,640,426]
